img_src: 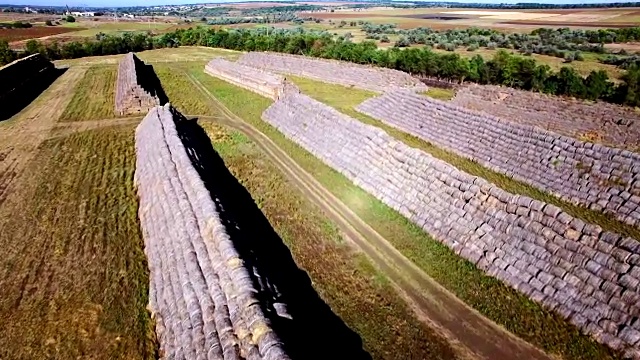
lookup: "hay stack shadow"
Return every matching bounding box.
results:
[0,67,67,121]
[133,55,168,106]
[174,112,371,360]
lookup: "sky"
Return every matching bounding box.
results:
[4,0,634,10]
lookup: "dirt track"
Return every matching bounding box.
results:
[186,73,554,360]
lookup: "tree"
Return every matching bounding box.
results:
[619,64,640,106]
[0,39,17,66]
[65,15,76,23]
[584,70,613,100]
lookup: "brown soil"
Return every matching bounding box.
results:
[0,26,82,43]
[500,20,640,28]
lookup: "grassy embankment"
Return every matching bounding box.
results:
[199,121,457,360]
[59,65,117,121]
[187,65,619,360]
[0,126,155,360]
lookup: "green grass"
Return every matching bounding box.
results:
[68,22,173,37]
[54,47,242,67]
[190,65,619,360]
[200,121,457,360]
[424,87,456,100]
[289,75,640,242]
[155,63,214,116]
[59,65,116,122]
[0,126,155,360]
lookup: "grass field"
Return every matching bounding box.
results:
[0,125,155,360]
[54,47,241,67]
[61,21,173,37]
[59,65,117,122]
[201,121,457,359]
[303,7,640,31]
[187,67,617,360]
[154,63,214,115]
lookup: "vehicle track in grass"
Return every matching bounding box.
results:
[185,73,554,360]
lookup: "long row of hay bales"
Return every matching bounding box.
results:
[357,89,640,227]
[238,52,427,92]
[205,58,299,100]
[115,53,163,116]
[135,103,290,360]
[263,90,640,358]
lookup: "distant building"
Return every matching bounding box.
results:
[69,11,95,17]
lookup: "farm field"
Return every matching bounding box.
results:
[0,26,82,42]
[302,7,640,30]
[0,48,466,360]
[60,21,174,37]
[2,44,639,359]
[186,65,620,360]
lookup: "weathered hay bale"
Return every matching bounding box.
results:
[238,52,427,92]
[453,84,640,149]
[357,89,640,228]
[205,57,299,100]
[135,104,291,360]
[263,92,640,358]
[115,53,162,116]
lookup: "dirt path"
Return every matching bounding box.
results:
[185,74,555,360]
[0,67,87,205]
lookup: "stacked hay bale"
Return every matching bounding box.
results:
[115,53,161,116]
[263,92,640,357]
[453,84,640,149]
[357,89,640,228]
[238,52,427,92]
[0,54,54,101]
[205,58,299,100]
[135,104,290,360]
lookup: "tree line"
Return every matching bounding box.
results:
[1,26,639,107]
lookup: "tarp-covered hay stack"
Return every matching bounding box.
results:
[115,53,164,116]
[205,58,299,100]
[135,104,290,360]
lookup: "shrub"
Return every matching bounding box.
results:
[65,15,76,23]
[45,20,53,26]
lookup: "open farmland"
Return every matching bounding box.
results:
[2,43,640,360]
[0,26,82,42]
[302,7,640,30]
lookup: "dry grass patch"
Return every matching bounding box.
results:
[424,87,456,100]
[0,125,155,360]
[201,121,457,360]
[59,65,117,122]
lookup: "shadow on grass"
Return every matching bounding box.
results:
[133,55,169,105]
[174,111,372,360]
[0,67,67,121]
